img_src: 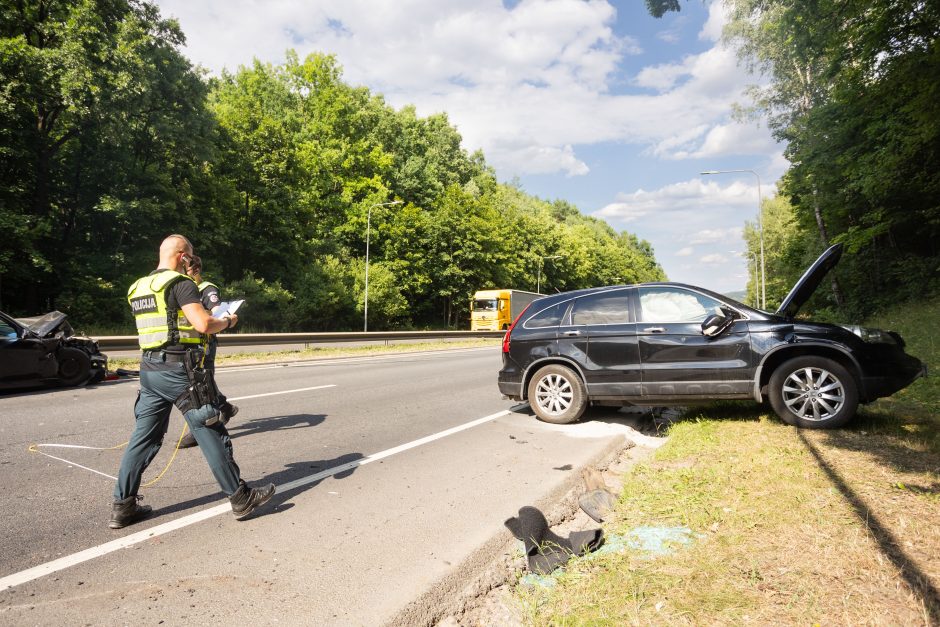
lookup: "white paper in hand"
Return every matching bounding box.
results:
[212,300,244,318]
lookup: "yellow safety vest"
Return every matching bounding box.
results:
[197,280,218,294]
[127,270,203,350]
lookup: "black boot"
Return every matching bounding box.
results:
[178,431,198,449]
[109,495,152,529]
[220,402,239,425]
[229,481,276,520]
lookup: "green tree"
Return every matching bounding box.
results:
[721,0,939,316]
[0,0,216,321]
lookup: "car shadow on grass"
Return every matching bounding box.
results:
[651,400,768,430]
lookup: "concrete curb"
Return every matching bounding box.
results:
[387,433,637,627]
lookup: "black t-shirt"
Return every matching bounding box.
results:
[200,284,221,311]
[149,269,200,311]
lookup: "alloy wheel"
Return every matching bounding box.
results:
[534,373,573,416]
[781,366,845,422]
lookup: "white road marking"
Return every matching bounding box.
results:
[228,384,335,401]
[26,385,337,479]
[28,451,118,481]
[2,407,514,591]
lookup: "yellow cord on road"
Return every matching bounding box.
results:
[141,424,189,487]
[26,423,191,487]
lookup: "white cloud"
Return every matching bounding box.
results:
[699,253,728,264]
[596,177,761,221]
[593,176,783,292]
[152,0,762,176]
[699,1,730,43]
[500,144,590,177]
[689,227,744,245]
[670,122,779,159]
[634,60,690,91]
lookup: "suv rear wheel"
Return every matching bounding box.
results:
[769,356,858,429]
[527,364,587,424]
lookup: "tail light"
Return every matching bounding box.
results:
[502,303,532,353]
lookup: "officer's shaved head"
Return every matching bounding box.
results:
[159,234,194,271]
[161,234,193,255]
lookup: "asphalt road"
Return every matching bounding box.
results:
[0,347,644,625]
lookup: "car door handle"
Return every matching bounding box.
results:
[643,327,666,333]
[562,330,581,337]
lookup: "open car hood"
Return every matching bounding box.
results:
[15,311,71,338]
[775,243,843,319]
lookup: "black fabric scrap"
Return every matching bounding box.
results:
[578,488,617,523]
[504,506,604,575]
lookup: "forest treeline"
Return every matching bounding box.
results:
[669,0,940,319]
[0,0,664,332]
[5,1,937,333]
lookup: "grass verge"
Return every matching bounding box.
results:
[106,338,501,371]
[520,296,939,625]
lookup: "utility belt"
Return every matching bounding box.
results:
[149,347,220,414]
[142,348,191,362]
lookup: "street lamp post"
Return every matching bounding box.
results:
[364,200,403,332]
[701,169,766,309]
[537,255,562,294]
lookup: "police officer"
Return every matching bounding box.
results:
[109,234,275,529]
[177,254,236,449]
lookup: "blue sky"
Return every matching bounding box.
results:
[153,0,786,295]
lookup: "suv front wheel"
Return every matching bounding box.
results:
[527,364,587,424]
[769,356,859,429]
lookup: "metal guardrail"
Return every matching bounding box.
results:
[95,330,505,351]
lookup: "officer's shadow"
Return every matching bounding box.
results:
[252,453,364,516]
[226,412,326,440]
[151,450,364,520]
[152,413,364,520]
[224,413,367,518]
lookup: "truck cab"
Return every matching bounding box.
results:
[471,289,541,330]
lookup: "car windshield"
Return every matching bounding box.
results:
[473,299,498,312]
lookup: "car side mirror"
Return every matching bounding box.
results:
[702,310,735,337]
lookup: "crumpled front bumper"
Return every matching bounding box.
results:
[861,354,926,401]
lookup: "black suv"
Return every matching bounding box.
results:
[498,244,926,429]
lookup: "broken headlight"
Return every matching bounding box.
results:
[841,325,899,345]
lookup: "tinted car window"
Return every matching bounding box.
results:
[525,303,565,328]
[639,287,723,322]
[571,291,632,325]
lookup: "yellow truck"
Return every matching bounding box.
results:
[470,289,542,331]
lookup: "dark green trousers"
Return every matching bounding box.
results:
[113,354,241,500]
[204,336,227,405]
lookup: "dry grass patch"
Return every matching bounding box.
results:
[521,413,938,625]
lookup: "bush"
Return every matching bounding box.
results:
[224,272,294,332]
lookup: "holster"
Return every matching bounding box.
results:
[173,349,219,414]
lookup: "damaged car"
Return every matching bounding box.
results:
[498,244,926,429]
[0,310,108,390]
